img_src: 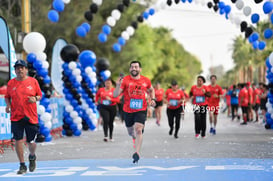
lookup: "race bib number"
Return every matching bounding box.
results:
[196,96,205,103]
[102,100,111,105]
[130,99,143,109]
[169,99,178,106]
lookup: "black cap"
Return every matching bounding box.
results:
[14,60,27,68]
[171,80,177,86]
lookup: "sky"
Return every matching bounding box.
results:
[145,0,269,76]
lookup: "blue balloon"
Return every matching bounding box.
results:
[62,130,66,136]
[181,0,186,3]
[62,63,69,70]
[248,36,253,43]
[118,37,126,46]
[39,120,45,128]
[143,12,149,19]
[41,127,50,136]
[264,28,273,39]
[65,93,73,101]
[47,10,59,23]
[252,41,259,50]
[65,117,73,125]
[69,75,76,83]
[76,26,87,37]
[45,106,52,113]
[81,22,91,32]
[71,99,78,108]
[258,41,266,50]
[70,123,78,131]
[251,32,259,42]
[98,33,107,43]
[45,135,52,142]
[251,13,260,24]
[271,13,273,24]
[224,5,231,14]
[188,0,192,3]
[73,129,82,136]
[40,98,50,107]
[52,0,65,12]
[267,118,273,125]
[263,1,273,14]
[102,25,111,35]
[219,8,225,15]
[149,8,155,15]
[27,53,36,63]
[218,2,225,9]
[63,88,69,95]
[79,50,96,68]
[75,106,82,113]
[112,43,121,52]
[63,110,70,118]
[38,68,48,77]
[43,75,51,84]
[33,60,43,70]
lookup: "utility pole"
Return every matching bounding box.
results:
[21,0,31,60]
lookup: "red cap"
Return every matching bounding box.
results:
[246,82,251,86]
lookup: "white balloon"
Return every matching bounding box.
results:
[85,67,93,74]
[121,31,130,40]
[44,121,52,129]
[77,123,82,130]
[72,68,81,76]
[234,17,241,26]
[23,32,46,54]
[235,0,244,10]
[76,75,82,82]
[271,67,273,73]
[42,60,49,69]
[104,70,111,77]
[37,105,45,115]
[200,0,206,6]
[82,102,89,109]
[91,77,97,84]
[266,102,271,108]
[195,0,200,4]
[106,16,116,27]
[269,52,273,65]
[93,0,103,6]
[70,111,79,119]
[62,0,70,4]
[126,26,135,36]
[40,112,52,122]
[36,52,47,61]
[74,117,82,124]
[65,105,74,112]
[160,2,167,9]
[111,9,121,20]
[90,71,96,77]
[243,6,251,16]
[68,62,77,70]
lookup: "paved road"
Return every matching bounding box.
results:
[0,106,273,180]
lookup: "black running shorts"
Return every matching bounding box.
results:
[123,110,147,127]
[11,116,39,143]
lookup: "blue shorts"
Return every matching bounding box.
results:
[123,111,147,127]
[11,116,39,143]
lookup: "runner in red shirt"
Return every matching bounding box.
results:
[238,83,249,125]
[164,80,185,139]
[114,60,155,164]
[154,82,164,126]
[252,83,262,122]
[246,82,253,122]
[207,75,222,135]
[95,78,120,142]
[5,60,42,174]
[190,75,211,138]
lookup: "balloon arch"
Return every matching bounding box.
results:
[22,0,273,141]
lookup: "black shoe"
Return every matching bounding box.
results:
[29,154,36,172]
[174,134,178,139]
[169,128,173,135]
[240,122,247,125]
[17,165,27,174]
[132,152,140,164]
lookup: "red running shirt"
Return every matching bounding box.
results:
[247,87,253,104]
[253,88,261,104]
[95,87,119,106]
[5,77,42,124]
[207,84,222,106]
[165,88,185,109]
[155,88,164,101]
[239,87,249,107]
[190,85,209,106]
[120,75,152,113]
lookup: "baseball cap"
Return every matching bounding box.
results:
[14,60,27,68]
[171,80,178,86]
[246,82,251,86]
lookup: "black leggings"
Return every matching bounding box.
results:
[167,106,183,135]
[99,105,117,139]
[194,105,207,137]
[231,104,239,120]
